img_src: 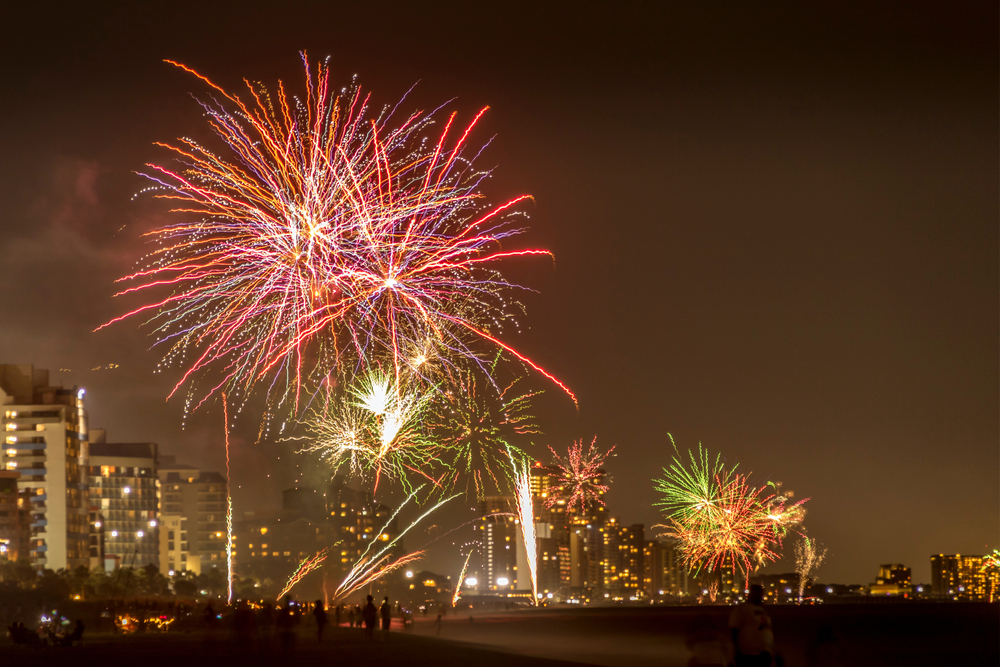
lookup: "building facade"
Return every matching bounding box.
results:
[870,563,912,596]
[0,470,31,562]
[87,437,159,569]
[931,554,998,601]
[0,365,89,571]
[159,465,228,574]
[474,495,518,594]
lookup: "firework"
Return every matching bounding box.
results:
[278,548,329,600]
[545,437,614,514]
[653,438,735,525]
[432,370,540,497]
[452,549,474,607]
[334,487,457,601]
[223,394,234,604]
[298,368,438,491]
[666,472,779,577]
[510,453,538,605]
[794,533,826,601]
[654,438,808,580]
[100,55,576,415]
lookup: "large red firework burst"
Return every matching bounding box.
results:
[101,54,575,414]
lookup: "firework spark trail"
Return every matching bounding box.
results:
[101,56,576,416]
[278,548,329,600]
[223,393,234,604]
[795,533,826,601]
[452,550,474,607]
[334,487,457,601]
[510,453,538,605]
[545,437,614,514]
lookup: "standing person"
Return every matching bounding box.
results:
[435,613,442,636]
[729,585,774,667]
[379,597,391,640]
[312,600,328,642]
[334,604,341,628]
[362,595,378,640]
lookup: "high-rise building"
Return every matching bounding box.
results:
[931,554,998,601]
[643,539,691,598]
[238,511,325,581]
[157,513,186,575]
[159,462,227,574]
[601,519,643,597]
[0,365,89,571]
[474,495,518,594]
[0,470,31,562]
[87,435,159,569]
[529,462,610,597]
[326,479,402,584]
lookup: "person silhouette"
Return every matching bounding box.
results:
[313,600,328,641]
[379,597,391,640]
[729,585,774,667]
[362,595,378,640]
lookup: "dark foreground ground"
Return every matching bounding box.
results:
[0,625,587,667]
[416,602,999,667]
[2,603,996,666]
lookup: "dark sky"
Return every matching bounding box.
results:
[1,2,996,584]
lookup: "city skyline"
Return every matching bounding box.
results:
[0,1,996,586]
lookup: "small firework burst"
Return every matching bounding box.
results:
[545,437,615,514]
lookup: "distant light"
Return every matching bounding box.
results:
[546,593,553,598]
[123,487,131,494]
[496,577,509,586]
[464,577,478,586]
[405,571,413,578]
[94,522,102,529]
[785,588,792,594]
[136,531,144,538]
[111,531,118,537]
[826,587,833,594]
[77,389,85,399]
[149,520,157,527]
[168,570,175,577]
[658,590,664,595]
[917,586,923,592]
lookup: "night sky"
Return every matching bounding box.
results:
[1,2,996,584]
